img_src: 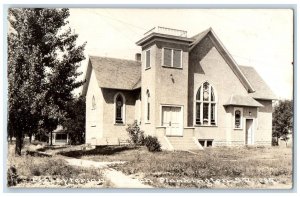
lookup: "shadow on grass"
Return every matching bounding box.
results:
[37,146,68,152]
[58,145,137,158]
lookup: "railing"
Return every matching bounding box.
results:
[144,26,187,37]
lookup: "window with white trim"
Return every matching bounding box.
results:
[162,48,182,68]
[234,107,243,129]
[145,50,151,69]
[115,93,125,124]
[195,82,217,126]
[146,90,150,122]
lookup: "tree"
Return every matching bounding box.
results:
[62,96,86,145]
[272,100,293,146]
[8,8,86,155]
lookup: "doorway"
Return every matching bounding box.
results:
[161,106,183,136]
[245,119,254,145]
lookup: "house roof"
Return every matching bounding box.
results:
[89,56,141,90]
[189,27,212,50]
[239,66,277,100]
[52,125,66,133]
[224,94,263,107]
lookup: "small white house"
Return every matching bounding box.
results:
[49,125,69,145]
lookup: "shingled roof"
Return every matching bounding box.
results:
[89,56,141,90]
[239,66,277,100]
[224,94,263,107]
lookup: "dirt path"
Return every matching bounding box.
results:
[65,157,152,188]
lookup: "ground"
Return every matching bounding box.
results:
[7,142,293,189]
[7,142,111,188]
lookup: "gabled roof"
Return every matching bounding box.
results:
[84,56,141,92]
[239,66,277,100]
[224,94,263,107]
[190,27,212,50]
[189,28,255,93]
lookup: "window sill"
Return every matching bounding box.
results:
[145,122,151,124]
[114,123,126,126]
[145,67,151,71]
[234,128,243,130]
[194,125,218,127]
[162,65,183,69]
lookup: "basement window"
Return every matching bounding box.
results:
[198,139,213,147]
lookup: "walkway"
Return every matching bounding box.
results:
[65,158,152,188]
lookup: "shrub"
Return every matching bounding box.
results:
[272,137,278,146]
[7,166,18,187]
[126,121,145,145]
[144,135,161,152]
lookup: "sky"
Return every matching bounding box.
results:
[67,8,293,100]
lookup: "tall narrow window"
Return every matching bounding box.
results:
[146,50,151,69]
[163,48,172,66]
[234,108,243,129]
[115,94,125,124]
[195,82,217,126]
[146,90,150,122]
[92,95,96,110]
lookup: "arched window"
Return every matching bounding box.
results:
[234,107,243,129]
[195,82,217,126]
[146,90,150,122]
[115,93,125,124]
[92,95,96,110]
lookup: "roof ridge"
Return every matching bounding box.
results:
[89,55,141,64]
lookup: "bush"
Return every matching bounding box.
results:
[144,135,161,152]
[272,137,278,146]
[7,166,18,187]
[126,121,145,145]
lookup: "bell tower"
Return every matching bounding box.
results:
[136,27,193,135]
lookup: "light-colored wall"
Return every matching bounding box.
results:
[255,99,273,145]
[188,35,267,146]
[140,44,157,136]
[101,88,139,144]
[85,65,103,145]
[155,41,190,128]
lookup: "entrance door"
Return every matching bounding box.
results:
[245,119,254,145]
[162,106,183,136]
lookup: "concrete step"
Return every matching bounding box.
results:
[167,137,202,150]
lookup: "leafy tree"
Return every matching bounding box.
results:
[8,8,86,155]
[62,96,86,145]
[272,100,293,146]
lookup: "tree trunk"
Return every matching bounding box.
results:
[50,131,53,146]
[15,130,23,156]
[29,133,32,144]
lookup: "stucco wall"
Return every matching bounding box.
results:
[85,66,103,145]
[101,88,140,145]
[255,99,273,145]
[140,44,157,136]
[154,41,190,128]
[188,35,263,146]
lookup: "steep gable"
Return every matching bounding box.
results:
[190,28,255,93]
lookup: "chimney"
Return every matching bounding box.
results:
[135,53,141,61]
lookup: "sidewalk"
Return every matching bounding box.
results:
[65,157,152,188]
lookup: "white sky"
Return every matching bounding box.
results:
[68,8,293,100]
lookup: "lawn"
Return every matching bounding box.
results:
[7,143,110,188]
[75,145,293,189]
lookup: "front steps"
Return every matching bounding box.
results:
[167,136,203,151]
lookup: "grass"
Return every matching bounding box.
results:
[76,145,292,188]
[7,143,110,188]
